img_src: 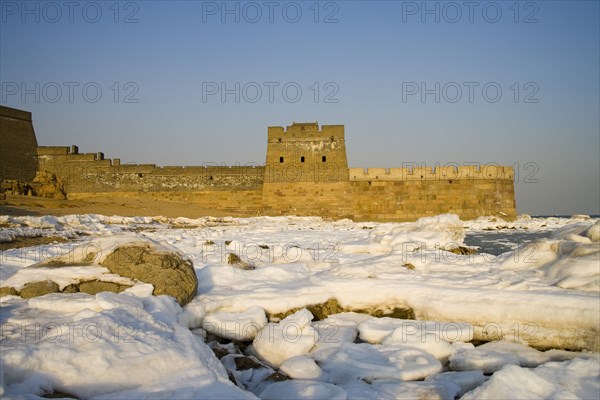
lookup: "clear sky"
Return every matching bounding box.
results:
[1,0,599,215]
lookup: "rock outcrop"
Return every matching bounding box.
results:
[101,243,198,305]
[32,170,66,199]
[0,235,198,306]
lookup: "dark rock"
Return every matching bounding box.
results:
[227,370,240,387]
[234,356,265,371]
[226,253,255,270]
[212,347,229,359]
[269,298,343,321]
[0,286,18,297]
[61,284,79,293]
[42,390,78,399]
[265,371,289,382]
[445,246,478,255]
[19,281,60,299]
[77,280,130,295]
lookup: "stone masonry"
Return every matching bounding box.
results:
[2,106,517,221]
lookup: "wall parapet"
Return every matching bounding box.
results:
[0,105,32,121]
[349,165,514,181]
[267,122,345,142]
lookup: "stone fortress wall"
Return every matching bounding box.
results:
[260,122,515,221]
[2,105,517,221]
[36,145,265,214]
[0,106,38,184]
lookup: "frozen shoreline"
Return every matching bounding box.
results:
[1,213,598,399]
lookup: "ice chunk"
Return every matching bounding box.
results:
[1,297,247,399]
[426,371,488,397]
[202,306,267,341]
[340,378,459,400]
[253,308,318,367]
[280,356,325,380]
[178,301,206,329]
[358,318,473,344]
[259,380,346,400]
[382,330,456,361]
[316,342,442,383]
[220,354,273,393]
[500,223,600,291]
[461,358,599,400]
[585,220,600,241]
[311,312,369,353]
[373,214,466,252]
[28,291,144,314]
[448,340,586,373]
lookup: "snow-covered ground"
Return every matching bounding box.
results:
[1,213,598,399]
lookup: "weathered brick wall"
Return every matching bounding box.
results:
[348,165,516,221]
[0,106,38,183]
[69,190,264,214]
[38,146,264,193]
[351,179,516,222]
[262,182,355,219]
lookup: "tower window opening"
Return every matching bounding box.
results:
[278,138,282,142]
[279,157,284,163]
[301,156,305,163]
[322,156,326,162]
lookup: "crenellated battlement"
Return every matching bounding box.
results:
[37,146,263,175]
[267,122,345,142]
[349,165,515,181]
[36,145,265,196]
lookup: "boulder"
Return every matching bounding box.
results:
[32,171,66,199]
[226,253,255,270]
[19,281,60,299]
[1,179,32,196]
[101,243,197,305]
[10,235,198,305]
[78,280,130,295]
[0,287,18,297]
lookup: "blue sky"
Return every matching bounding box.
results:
[1,0,599,215]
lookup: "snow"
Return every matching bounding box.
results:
[381,330,456,361]
[426,371,488,397]
[314,342,442,383]
[358,318,473,344]
[202,306,267,341]
[0,293,249,399]
[1,213,599,398]
[33,233,189,266]
[449,340,590,373]
[500,219,600,291]
[219,354,273,393]
[464,214,596,232]
[1,265,131,291]
[310,312,368,353]
[461,358,600,399]
[252,308,319,367]
[340,378,460,400]
[279,356,325,380]
[585,220,600,241]
[374,213,466,251]
[259,380,347,400]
